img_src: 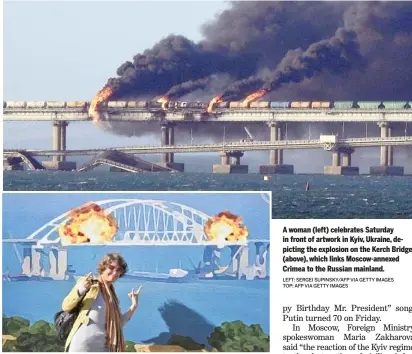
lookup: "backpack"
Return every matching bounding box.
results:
[54,292,87,341]
[54,309,80,341]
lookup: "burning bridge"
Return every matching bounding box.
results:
[3,199,269,280]
[4,105,412,175]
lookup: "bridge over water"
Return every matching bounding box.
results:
[4,136,412,175]
[3,199,269,281]
[4,106,412,175]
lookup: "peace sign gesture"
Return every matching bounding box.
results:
[128,286,142,309]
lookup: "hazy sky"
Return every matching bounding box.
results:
[3,1,230,148]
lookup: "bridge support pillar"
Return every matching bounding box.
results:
[31,247,42,276]
[168,124,175,163]
[228,245,250,279]
[341,151,352,167]
[43,121,76,171]
[380,122,389,166]
[21,246,32,276]
[158,123,184,172]
[259,122,294,174]
[56,248,68,280]
[237,245,249,280]
[220,152,230,165]
[277,125,283,164]
[370,122,404,176]
[229,246,240,275]
[160,125,169,164]
[59,121,68,162]
[49,249,58,278]
[20,246,42,277]
[213,151,248,174]
[53,121,62,163]
[332,151,340,167]
[269,122,279,165]
[230,151,243,165]
[254,242,269,279]
[324,147,359,175]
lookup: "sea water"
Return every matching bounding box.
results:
[4,171,412,218]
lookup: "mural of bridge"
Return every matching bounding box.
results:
[3,199,269,281]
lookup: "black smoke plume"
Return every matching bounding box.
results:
[100,1,412,145]
[105,2,412,103]
[107,35,254,100]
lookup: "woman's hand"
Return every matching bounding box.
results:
[128,286,142,310]
[81,272,94,291]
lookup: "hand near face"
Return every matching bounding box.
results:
[82,272,94,290]
[128,286,142,309]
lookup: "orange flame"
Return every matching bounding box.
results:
[157,96,169,110]
[242,88,270,105]
[204,211,249,243]
[89,87,113,123]
[207,94,223,113]
[58,202,118,245]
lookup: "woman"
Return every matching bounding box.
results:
[62,253,141,352]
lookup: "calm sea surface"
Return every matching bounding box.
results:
[4,171,412,218]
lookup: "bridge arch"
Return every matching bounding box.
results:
[26,199,211,246]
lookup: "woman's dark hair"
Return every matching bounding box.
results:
[97,253,128,278]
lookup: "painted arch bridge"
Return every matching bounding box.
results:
[3,199,269,280]
[24,199,213,247]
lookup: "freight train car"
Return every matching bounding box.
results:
[46,101,67,108]
[5,101,27,108]
[166,101,191,109]
[127,101,148,108]
[187,102,198,109]
[311,101,332,108]
[250,101,270,108]
[357,101,382,109]
[270,102,290,109]
[107,101,127,108]
[381,101,410,109]
[66,101,88,109]
[333,101,355,109]
[147,101,162,109]
[229,102,249,108]
[26,101,47,108]
[186,102,206,109]
[290,101,311,109]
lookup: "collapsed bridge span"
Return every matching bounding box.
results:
[77,150,183,173]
